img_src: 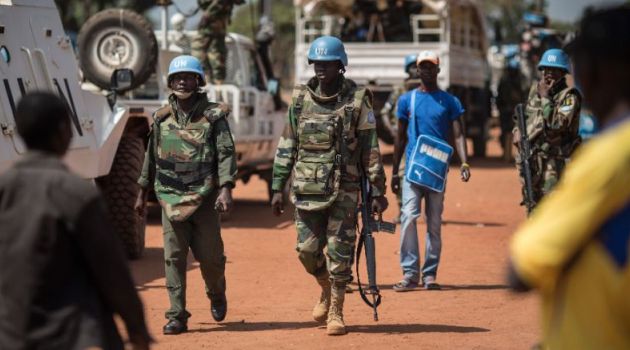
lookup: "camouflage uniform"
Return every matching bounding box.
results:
[514,81,581,206]
[272,77,386,286]
[192,0,243,82]
[138,92,237,323]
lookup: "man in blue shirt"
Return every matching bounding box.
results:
[391,51,471,291]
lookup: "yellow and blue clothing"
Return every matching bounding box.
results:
[396,89,464,160]
[510,116,630,349]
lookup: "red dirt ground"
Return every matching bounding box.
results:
[129,134,539,349]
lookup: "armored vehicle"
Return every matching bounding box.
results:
[0,0,150,258]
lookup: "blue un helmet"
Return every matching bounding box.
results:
[537,48,570,73]
[307,36,348,66]
[404,54,418,72]
[168,55,205,86]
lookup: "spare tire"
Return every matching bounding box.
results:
[78,9,157,92]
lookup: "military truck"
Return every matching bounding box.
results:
[0,0,150,258]
[294,0,491,156]
[76,7,286,200]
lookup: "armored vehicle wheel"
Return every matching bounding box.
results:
[78,9,157,92]
[97,136,146,259]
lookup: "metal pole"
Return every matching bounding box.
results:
[160,5,169,50]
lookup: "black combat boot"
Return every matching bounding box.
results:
[211,293,227,322]
[163,319,187,335]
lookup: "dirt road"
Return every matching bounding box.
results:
[129,140,539,349]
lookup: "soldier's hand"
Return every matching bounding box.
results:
[271,192,284,216]
[371,195,388,216]
[537,79,552,98]
[134,189,148,217]
[513,128,521,146]
[215,186,233,213]
[460,163,471,182]
[391,174,401,194]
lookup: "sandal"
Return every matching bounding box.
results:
[393,279,419,292]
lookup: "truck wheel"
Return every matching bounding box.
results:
[97,136,146,259]
[78,9,157,92]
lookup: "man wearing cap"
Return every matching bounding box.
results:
[134,55,237,335]
[391,50,470,292]
[513,48,582,209]
[270,35,388,335]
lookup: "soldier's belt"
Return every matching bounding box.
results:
[157,173,212,192]
[157,159,213,173]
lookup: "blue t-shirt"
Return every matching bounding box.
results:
[396,89,464,160]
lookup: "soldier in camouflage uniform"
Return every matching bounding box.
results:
[380,53,422,221]
[135,55,237,335]
[513,49,581,208]
[192,0,244,84]
[270,36,388,336]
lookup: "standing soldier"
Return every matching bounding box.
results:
[513,48,581,209]
[270,36,388,336]
[192,0,244,84]
[380,53,422,222]
[134,55,237,335]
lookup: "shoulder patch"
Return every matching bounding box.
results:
[367,110,375,123]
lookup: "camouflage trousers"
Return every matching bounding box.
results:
[191,14,227,82]
[516,152,565,206]
[162,193,226,322]
[294,188,359,285]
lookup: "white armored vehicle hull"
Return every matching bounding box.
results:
[0,0,151,258]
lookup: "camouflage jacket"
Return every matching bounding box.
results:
[272,76,386,209]
[138,93,237,221]
[518,80,582,157]
[198,0,243,19]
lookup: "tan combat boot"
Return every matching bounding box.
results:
[312,277,331,323]
[326,284,347,335]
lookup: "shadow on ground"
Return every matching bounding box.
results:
[188,321,488,334]
[350,323,489,334]
[369,284,509,292]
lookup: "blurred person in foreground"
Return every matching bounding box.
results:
[0,92,151,350]
[508,5,630,349]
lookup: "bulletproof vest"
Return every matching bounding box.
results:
[290,84,366,211]
[152,98,227,221]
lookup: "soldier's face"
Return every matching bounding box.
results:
[313,60,341,84]
[169,72,199,92]
[542,67,565,84]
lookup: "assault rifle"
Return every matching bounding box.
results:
[356,170,395,321]
[515,103,536,214]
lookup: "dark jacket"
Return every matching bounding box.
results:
[0,152,150,350]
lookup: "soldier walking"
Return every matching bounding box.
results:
[513,48,581,209]
[135,55,237,335]
[270,36,388,335]
[192,0,244,85]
